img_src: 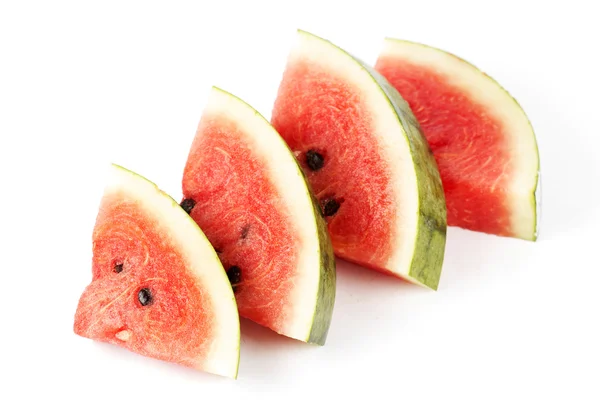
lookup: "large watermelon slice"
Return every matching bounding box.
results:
[375,39,540,241]
[270,30,447,290]
[181,87,336,345]
[73,164,240,379]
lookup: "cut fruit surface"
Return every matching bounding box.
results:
[181,87,335,344]
[375,38,540,241]
[73,164,240,379]
[271,30,447,289]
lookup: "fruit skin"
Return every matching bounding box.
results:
[375,38,540,241]
[74,163,240,379]
[365,61,447,289]
[272,30,447,290]
[281,122,336,346]
[182,87,335,345]
[305,179,336,345]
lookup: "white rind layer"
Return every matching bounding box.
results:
[201,86,324,342]
[379,39,540,240]
[291,30,420,277]
[104,163,240,378]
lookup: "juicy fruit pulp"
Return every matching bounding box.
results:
[271,30,447,289]
[275,59,396,265]
[182,87,335,344]
[73,164,240,379]
[375,39,540,241]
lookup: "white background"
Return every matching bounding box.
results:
[1,1,599,399]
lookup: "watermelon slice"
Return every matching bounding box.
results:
[270,30,447,290]
[181,87,336,345]
[73,164,240,379]
[375,39,540,241]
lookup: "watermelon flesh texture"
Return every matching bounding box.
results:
[271,30,446,289]
[74,164,240,379]
[272,60,395,270]
[375,39,540,240]
[185,119,298,329]
[182,87,335,344]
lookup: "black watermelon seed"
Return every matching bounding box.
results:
[306,150,325,171]
[227,266,242,287]
[113,263,123,273]
[138,288,153,306]
[180,198,196,214]
[240,225,250,239]
[322,198,341,217]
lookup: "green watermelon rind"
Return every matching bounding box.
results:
[304,175,337,345]
[379,38,541,242]
[205,87,336,345]
[109,163,241,378]
[361,61,447,290]
[295,30,447,290]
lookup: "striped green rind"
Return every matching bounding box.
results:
[348,56,447,290]
[371,66,447,290]
[306,186,337,345]
[271,117,336,345]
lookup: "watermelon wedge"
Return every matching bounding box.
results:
[375,39,540,241]
[181,87,336,345]
[270,30,447,290]
[73,164,240,379]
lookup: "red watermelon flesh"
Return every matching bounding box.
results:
[378,60,510,235]
[271,59,395,271]
[181,87,335,344]
[184,117,298,329]
[74,164,240,378]
[270,30,447,289]
[375,39,540,240]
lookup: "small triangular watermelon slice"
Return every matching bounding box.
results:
[375,39,540,241]
[270,30,447,290]
[73,164,240,379]
[181,87,336,345]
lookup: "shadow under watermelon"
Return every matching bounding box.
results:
[235,258,423,380]
[89,341,233,383]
